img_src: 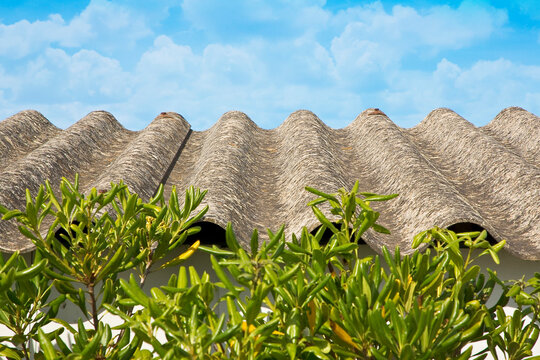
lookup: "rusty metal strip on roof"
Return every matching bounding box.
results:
[0,107,538,260]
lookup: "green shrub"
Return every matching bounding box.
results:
[0,177,538,359]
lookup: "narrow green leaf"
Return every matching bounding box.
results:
[279,263,301,284]
[225,222,240,252]
[372,223,391,234]
[0,251,20,273]
[250,228,259,255]
[327,243,358,257]
[199,245,235,256]
[37,328,56,360]
[210,255,238,296]
[264,225,285,255]
[81,326,103,359]
[2,210,24,221]
[0,345,21,360]
[96,245,126,282]
[305,187,339,203]
[119,275,148,306]
[183,206,208,230]
[312,207,338,234]
[287,241,311,255]
[150,184,164,205]
[210,323,241,345]
[159,240,200,269]
[362,193,399,202]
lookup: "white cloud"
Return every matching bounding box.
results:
[69,50,133,98]
[64,0,151,51]
[395,1,506,49]
[326,1,508,91]
[126,34,343,128]
[330,1,507,49]
[454,58,540,119]
[330,24,396,85]
[329,1,507,66]
[0,0,537,132]
[378,57,540,126]
[5,47,131,107]
[130,36,267,128]
[137,35,200,81]
[0,14,65,58]
[201,43,263,85]
[0,0,150,59]
[290,37,337,84]
[434,58,461,79]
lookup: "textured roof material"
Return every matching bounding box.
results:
[0,108,538,260]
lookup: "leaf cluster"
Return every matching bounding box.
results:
[0,178,538,359]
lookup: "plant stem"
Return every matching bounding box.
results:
[88,283,99,332]
[464,248,472,270]
[112,258,154,350]
[139,261,152,289]
[21,340,30,360]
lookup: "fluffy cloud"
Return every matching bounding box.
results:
[0,0,537,131]
[0,14,65,58]
[135,35,264,87]
[65,0,151,53]
[11,48,131,102]
[126,33,344,128]
[201,44,262,86]
[0,0,150,59]
[137,35,200,81]
[454,59,540,121]
[328,1,508,87]
[329,1,507,48]
[0,46,132,127]
[375,57,540,126]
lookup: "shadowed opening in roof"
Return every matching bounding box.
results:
[54,220,91,249]
[446,222,497,246]
[186,221,227,247]
[310,223,367,245]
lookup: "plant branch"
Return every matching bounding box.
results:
[88,282,99,332]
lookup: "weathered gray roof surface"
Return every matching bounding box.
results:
[0,108,538,259]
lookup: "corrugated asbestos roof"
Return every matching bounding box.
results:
[0,108,538,259]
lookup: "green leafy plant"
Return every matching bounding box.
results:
[0,176,207,359]
[0,250,60,359]
[0,177,538,359]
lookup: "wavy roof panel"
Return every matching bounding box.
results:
[0,108,538,259]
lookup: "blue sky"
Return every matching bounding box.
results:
[0,0,538,130]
